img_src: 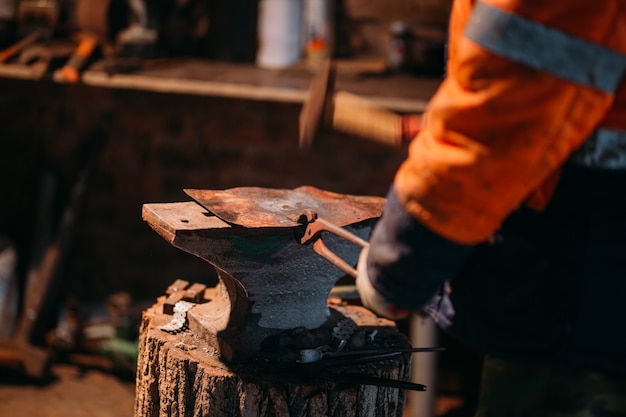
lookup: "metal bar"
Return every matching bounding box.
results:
[302,215,369,278]
[313,217,369,248]
[312,239,358,278]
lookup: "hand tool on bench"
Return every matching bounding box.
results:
[51,0,113,83]
[299,59,423,150]
[53,32,99,83]
[0,30,43,63]
[0,133,105,380]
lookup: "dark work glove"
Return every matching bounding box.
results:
[356,246,410,320]
[363,187,475,311]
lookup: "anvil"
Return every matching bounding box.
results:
[142,186,385,361]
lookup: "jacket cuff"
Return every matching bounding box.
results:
[366,187,475,310]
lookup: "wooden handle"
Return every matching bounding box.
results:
[331,91,402,147]
[0,345,23,369]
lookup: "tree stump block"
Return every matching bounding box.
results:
[134,296,413,417]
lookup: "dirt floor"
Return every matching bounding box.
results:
[0,364,135,417]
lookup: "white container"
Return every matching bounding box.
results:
[256,0,302,69]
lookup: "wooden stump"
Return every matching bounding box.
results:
[134,297,413,417]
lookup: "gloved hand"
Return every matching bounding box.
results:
[356,247,410,320]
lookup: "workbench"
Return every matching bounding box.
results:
[0,57,440,112]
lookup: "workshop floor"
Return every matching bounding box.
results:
[0,363,469,417]
[0,365,136,417]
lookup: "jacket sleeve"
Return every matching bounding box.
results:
[365,0,626,309]
[394,0,623,245]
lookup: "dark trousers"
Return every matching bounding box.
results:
[475,356,626,417]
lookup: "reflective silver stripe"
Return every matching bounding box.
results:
[465,2,626,94]
[569,129,626,169]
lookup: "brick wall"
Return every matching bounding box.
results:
[343,0,452,24]
[0,77,406,305]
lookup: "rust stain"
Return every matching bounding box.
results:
[184,185,385,228]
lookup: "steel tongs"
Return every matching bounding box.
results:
[242,346,445,392]
[298,210,369,278]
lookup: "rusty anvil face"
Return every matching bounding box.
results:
[142,186,385,361]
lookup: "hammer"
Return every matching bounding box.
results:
[298,60,423,150]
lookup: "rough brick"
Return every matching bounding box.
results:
[343,0,453,25]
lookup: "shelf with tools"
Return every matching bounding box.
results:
[0,0,451,114]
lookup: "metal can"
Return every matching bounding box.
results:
[388,21,410,72]
[303,0,333,63]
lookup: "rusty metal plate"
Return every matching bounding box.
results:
[184,186,385,228]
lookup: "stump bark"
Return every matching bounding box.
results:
[134,298,413,417]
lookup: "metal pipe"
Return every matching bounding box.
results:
[405,312,438,417]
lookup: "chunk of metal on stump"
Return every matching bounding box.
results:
[137,186,418,417]
[142,186,385,361]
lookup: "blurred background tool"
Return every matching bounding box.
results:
[299,59,423,150]
[47,291,141,377]
[0,0,16,48]
[74,0,111,41]
[17,0,59,37]
[0,129,105,381]
[0,238,18,341]
[0,29,40,62]
[53,32,98,82]
[114,0,156,58]
[1,0,61,67]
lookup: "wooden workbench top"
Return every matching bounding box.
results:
[80,58,441,113]
[0,57,441,112]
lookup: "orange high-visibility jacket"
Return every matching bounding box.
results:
[395,0,626,244]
